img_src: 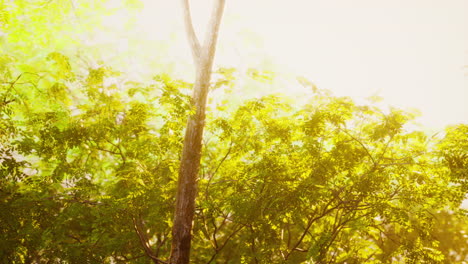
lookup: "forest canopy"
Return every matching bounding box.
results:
[0,1,467,263]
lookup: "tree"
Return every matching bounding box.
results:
[170,1,226,263]
[1,1,467,263]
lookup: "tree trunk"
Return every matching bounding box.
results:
[170,1,225,263]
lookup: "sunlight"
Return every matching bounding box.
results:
[2,1,467,262]
[97,0,467,129]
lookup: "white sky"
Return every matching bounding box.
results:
[101,0,467,129]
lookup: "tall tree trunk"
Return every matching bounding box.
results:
[170,1,225,263]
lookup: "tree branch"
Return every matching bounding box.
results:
[284,197,342,260]
[181,0,201,64]
[206,224,244,264]
[339,127,377,166]
[133,216,168,264]
[200,0,226,65]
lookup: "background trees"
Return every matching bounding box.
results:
[0,1,467,263]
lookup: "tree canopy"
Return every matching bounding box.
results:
[1,1,467,263]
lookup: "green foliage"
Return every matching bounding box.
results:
[1,50,467,263]
[195,87,466,264]
[0,1,467,263]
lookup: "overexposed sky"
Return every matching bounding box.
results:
[227,0,467,129]
[101,0,467,129]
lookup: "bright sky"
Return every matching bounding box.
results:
[99,0,467,129]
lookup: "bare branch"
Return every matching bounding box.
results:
[181,0,202,64]
[200,0,226,64]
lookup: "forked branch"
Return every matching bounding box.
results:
[170,1,226,263]
[181,0,226,66]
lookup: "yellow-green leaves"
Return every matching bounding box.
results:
[0,11,465,260]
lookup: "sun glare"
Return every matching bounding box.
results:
[98,0,467,129]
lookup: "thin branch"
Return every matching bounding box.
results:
[284,198,342,260]
[210,216,219,249]
[181,0,201,64]
[2,74,23,104]
[205,140,233,200]
[155,232,169,257]
[66,234,82,243]
[206,224,244,264]
[339,128,376,166]
[200,0,226,64]
[105,138,127,164]
[218,225,243,252]
[132,216,168,264]
[212,140,234,178]
[376,133,395,164]
[8,74,23,90]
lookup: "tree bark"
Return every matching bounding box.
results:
[170,1,225,263]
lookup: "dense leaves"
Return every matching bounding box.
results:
[1,50,467,263]
[1,1,467,263]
